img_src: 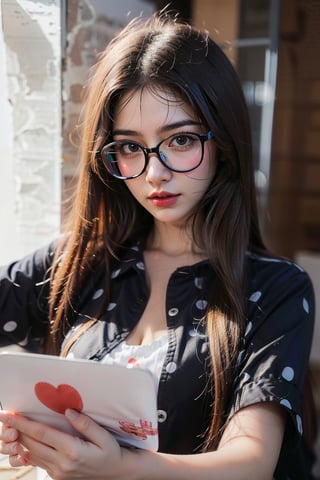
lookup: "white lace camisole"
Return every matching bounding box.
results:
[101,334,168,387]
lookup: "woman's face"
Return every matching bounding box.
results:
[112,88,217,228]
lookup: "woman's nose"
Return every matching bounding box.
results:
[145,153,171,183]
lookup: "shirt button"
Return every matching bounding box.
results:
[168,307,179,317]
[195,299,208,310]
[157,409,167,423]
[166,361,177,374]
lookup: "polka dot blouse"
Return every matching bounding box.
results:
[0,241,315,478]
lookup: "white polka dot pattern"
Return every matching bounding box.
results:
[302,297,309,314]
[237,350,245,365]
[0,240,314,473]
[107,302,117,311]
[3,321,18,333]
[280,399,292,410]
[111,269,121,279]
[281,366,295,382]
[249,291,262,302]
[92,288,104,300]
[194,277,203,289]
[195,299,207,310]
[244,321,252,336]
[296,414,303,434]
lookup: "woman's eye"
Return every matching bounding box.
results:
[121,143,140,154]
[170,135,194,148]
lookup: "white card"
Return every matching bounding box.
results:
[0,351,158,451]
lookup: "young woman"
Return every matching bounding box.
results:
[0,13,316,480]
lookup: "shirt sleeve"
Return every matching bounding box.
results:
[228,260,315,439]
[0,241,57,347]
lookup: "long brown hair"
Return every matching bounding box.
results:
[45,13,266,450]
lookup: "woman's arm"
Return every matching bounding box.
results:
[0,401,285,480]
[0,241,57,346]
[141,402,286,480]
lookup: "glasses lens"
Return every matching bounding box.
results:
[101,141,145,179]
[159,133,203,172]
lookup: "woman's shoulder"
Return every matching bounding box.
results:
[0,238,59,271]
[247,252,314,297]
[246,250,312,283]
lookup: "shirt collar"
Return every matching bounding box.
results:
[110,242,212,280]
[110,243,145,279]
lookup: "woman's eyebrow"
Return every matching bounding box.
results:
[112,120,202,137]
[112,129,139,137]
[159,120,202,133]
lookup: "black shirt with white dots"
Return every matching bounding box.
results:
[0,241,315,478]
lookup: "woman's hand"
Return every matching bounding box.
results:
[0,402,286,480]
[0,409,140,479]
[0,420,30,466]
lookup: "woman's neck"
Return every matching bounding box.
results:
[146,222,203,258]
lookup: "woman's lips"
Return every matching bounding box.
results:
[148,193,180,207]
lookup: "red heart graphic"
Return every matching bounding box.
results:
[34,382,83,414]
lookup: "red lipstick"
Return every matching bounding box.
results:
[148,191,180,207]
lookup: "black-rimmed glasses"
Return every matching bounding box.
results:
[100,131,214,180]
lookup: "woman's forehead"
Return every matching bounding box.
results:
[116,86,186,111]
[113,87,200,130]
